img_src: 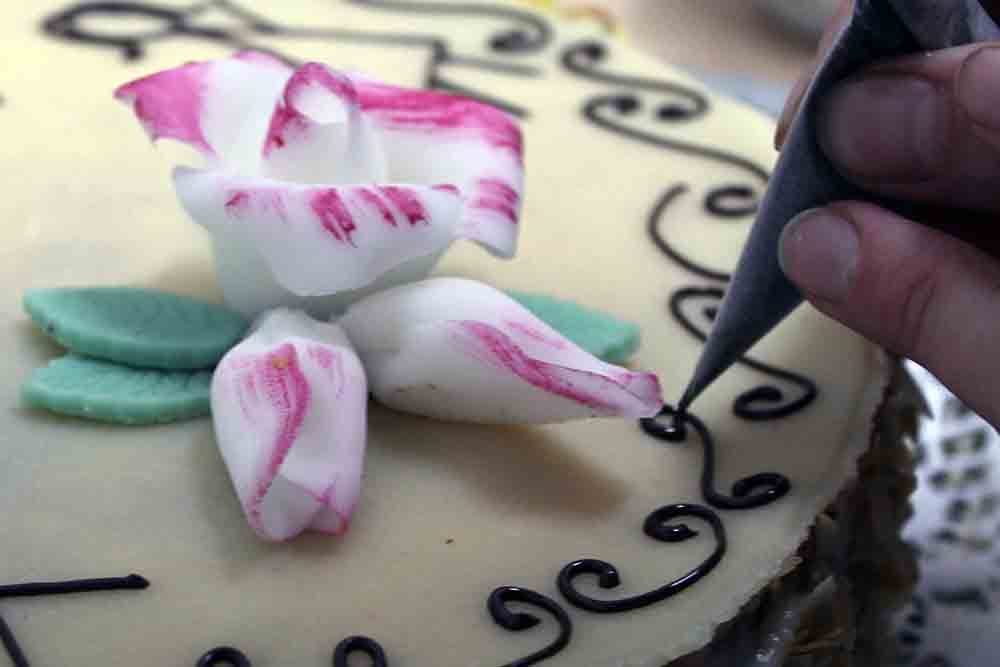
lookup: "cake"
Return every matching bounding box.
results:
[0,1,915,665]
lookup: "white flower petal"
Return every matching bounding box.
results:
[211,309,368,542]
[338,278,663,424]
[174,167,463,315]
[115,51,293,172]
[261,63,387,185]
[356,80,524,258]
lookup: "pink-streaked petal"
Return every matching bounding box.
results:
[459,176,522,254]
[354,80,524,258]
[338,278,663,424]
[211,309,367,542]
[261,63,386,185]
[115,51,293,170]
[174,167,462,312]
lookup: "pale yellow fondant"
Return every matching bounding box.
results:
[0,2,886,665]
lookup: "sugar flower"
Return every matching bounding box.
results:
[338,278,663,424]
[211,280,663,541]
[211,309,367,542]
[116,52,524,318]
[122,55,662,542]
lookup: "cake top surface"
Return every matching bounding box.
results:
[0,1,887,665]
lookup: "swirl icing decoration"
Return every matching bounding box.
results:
[561,40,708,123]
[195,586,572,667]
[486,587,573,667]
[641,407,791,510]
[668,287,818,421]
[645,188,818,418]
[558,503,726,613]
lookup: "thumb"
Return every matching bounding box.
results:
[779,202,1000,427]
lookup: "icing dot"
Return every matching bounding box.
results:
[611,96,640,114]
[656,104,694,121]
[197,647,252,667]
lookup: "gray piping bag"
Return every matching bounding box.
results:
[679,0,1000,414]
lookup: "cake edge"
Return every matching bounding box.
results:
[673,354,920,666]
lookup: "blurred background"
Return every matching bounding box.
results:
[574,0,838,81]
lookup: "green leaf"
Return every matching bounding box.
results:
[506,290,641,365]
[22,355,211,425]
[24,287,248,370]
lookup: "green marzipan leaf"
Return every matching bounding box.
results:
[22,355,211,425]
[24,287,248,370]
[506,290,641,365]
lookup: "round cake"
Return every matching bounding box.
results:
[0,1,913,665]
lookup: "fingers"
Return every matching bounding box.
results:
[817,44,1000,213]
[775,5,1000,214]
[775,0,853,149]
[779,201,1000,428]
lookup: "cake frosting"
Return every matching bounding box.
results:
[0,1,892,665]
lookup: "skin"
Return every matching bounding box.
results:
[776,0,1000,428]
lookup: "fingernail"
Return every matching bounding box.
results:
[957,46,1000,133]
[818,75,948,183]
[779,208,859,303]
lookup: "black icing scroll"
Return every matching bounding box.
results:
[562,40,769,183]
[41,0,550,116]
[669,287,818,420]
[487,587,573,667]
[557,503,725,613]
[561,40,707,121]
[647,185,735,283]
[555,402,788,617]
[195,587,572,667]
[641,406,791,510]
[646,189,819,418]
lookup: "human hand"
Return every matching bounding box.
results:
[775,0,1000,428]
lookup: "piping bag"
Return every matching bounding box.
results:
[679,0,1000,414]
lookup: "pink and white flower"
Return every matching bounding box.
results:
[128,57,663,542]
[116,53,524,318]
[338,278,663,424]
[212,281,663,541]
[211,309,368,542]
